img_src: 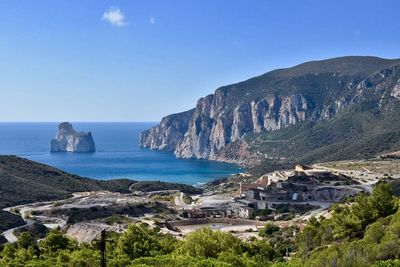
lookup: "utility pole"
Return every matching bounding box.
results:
[93,230,113,267]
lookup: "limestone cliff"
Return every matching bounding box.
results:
[50,122,96,152]
[140,56,400,166]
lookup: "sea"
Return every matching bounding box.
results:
[0,122,241,185]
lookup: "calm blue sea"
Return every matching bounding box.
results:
[0,122,240,185]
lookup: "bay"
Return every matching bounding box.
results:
[0,122,240,185]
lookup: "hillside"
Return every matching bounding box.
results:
[0,155,135,208]
[130,181,203,194]
[140,56,400,173]
[0,210,25,234]
[2,182,400,266]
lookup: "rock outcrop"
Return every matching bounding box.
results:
[50,122,95,152]
[140,56,400,166]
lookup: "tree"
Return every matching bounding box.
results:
[116,224,161,260]
[39,229,75,254]
[244,239,276,262]
[375,259,400,267]
[18,232,35,249]
[68,248,101,267]
[297,221,322,255]
[14,247,35,264]
[364,220,386,244]
[1,243,17,260]
[370,183,396,219]
[176,228,243,259]
[259,223,280,237]
[331,183,397,240]
[158,233,179,254]
[351,193,374,228]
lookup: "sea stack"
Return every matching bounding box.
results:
[50,122,96,152]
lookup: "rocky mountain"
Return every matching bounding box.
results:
[50,122,96,152]
[140,56,400,170]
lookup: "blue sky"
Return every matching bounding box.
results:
[0,0,399,122]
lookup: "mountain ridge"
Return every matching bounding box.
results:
[140,56,400,172]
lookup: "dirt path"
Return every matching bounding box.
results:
[1,191,145,243]
[2,219,34,243]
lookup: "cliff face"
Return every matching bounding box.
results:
[140,56,400,166]
[171,93,312,159]
[51,122,96,153]
[139,109,194,151]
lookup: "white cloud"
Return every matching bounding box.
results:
[102,7,127,27]
[150,17,156,24]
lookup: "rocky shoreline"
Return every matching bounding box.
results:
[140,56,400,168]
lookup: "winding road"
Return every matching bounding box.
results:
[2,219,34,243]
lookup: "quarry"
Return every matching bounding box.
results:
[2,158,399,243]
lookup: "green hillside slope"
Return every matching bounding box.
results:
[0,155,134,208]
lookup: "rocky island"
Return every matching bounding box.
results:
[50,122,96,152]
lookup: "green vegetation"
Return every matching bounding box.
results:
[144,57,400,176]
[247,101,400,175]
[295,182,400,266]
[0,155,201,209]
[104,215,132,226]
[2,183,400,266]
[14,223,48,241]
[0,155,135,208]
[181,193,193,204]
[216,57,400,112]
[235,58,400,175]
[259,223,280,237]
[0,210,25,233]
[0,224,284,266]
[151,193,176,203]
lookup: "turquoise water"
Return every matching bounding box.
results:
[0,122,240,185]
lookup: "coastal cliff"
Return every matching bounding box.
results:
[140,56,400,167]
[50,122,96,152]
